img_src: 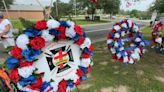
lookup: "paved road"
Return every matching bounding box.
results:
[0,21,149,63]
[83,21,149,43]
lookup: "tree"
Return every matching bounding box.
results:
[51,0,74,19]
[76,0,120,19]
[0,0,13,9]
[99,0,120,14]
[130,9,140,18]
[150,0,164,13]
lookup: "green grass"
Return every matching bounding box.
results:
[75,40,164,92]
[11,20,24,30]
[74,27,164,92]
[11,19,109,30]
[141,26,152,35]
[73,19,109,25]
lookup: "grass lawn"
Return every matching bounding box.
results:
[74,27,164,92]
[75,40,164,92]
[2,21,164,92]
[12,20,23,30]
[73,19,109,25]
[141,26,152,35]
[11,19,109,30]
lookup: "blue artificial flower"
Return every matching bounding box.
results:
[22,48,41,61]
[72,33,80,41]
[41,82,53,92]
[108,42,114,47]
[67,80,74,88]
[83,47,92,55]
[143,40,150,46]
[135,32,143,38]
[60,21,70,27]
[80,66,88,74]
[24,28,41,37]
[120,51,126,57]
[49,29,60,38]
[115,47,120,53]
[6,57,20,69]
[83,32,87,38]
[81,76,87,81]
[19,75,37,87]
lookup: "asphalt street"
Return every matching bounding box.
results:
[0,21,149,63]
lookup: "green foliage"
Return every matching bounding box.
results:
[51,0,74,18]
[129,9,151,19]
[150,0,164,13]
[0,0,13,9]
[76,0,120,15]
[99,0,120,14]
[19,17,35,28]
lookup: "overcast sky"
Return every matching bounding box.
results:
[14,0,155,11]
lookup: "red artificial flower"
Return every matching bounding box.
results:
[76,69,84,77]
[111,29,117,33]
[124,19,128,24]
[82,53,91,58]
[31,77,43,89]
[75,36,85,45]
[11,46,22,59]
[9,68,20,83]
[107,45,111,49]
[89,45,93,51]
[75,78,81,86]
[107,34,112,39]
[58,80,67,92]
[35,20,47,30]
[20,61,33,67]
[74,25,83,36]
[87,65,91,74]
[115,22,120,25]
[30,37,45,50]
[112,54,117,60]
[118,58,123,62]
[56,26,66,39]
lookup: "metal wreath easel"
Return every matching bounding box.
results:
[35,0,54,20]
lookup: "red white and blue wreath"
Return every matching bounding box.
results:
[6,20,93,92]
[107,19,149,64]
[151,21,164,51]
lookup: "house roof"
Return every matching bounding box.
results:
[8,5,44,11]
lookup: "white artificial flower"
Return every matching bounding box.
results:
[107,39,113,44]
[121,23,127,28]
[128,58,134,64]
[16,34,29,50]
[155,37,162,44]
[80,38,91,49]
[114,33,120,38]
[123,56,129,63]
[80,58,91,67]
[133,25,139,32]
[114,25,121,31]
[18,66,35,78]
[117,53,121,59]
[41,30,55,42]
[135,37,141,42]
[127,20,133,28]
[47,19,60,29]
[65,27,76,38]
[67,20,75,27]
[110,48,116,54]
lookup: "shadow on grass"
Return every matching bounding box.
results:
[75,40,164,92]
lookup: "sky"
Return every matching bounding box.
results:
[14,0,155,11]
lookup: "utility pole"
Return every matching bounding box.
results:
[2,0,10,19]
[55,0,59,16]
[75,0,77,17]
